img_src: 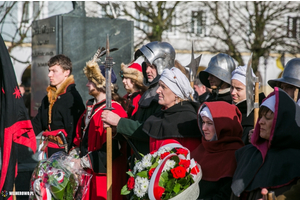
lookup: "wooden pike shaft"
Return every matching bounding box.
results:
[13,184,16,200]
[190,81,194,88]
[107,126,112,200]
[254,82,259,127]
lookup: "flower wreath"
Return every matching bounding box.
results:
[121,140,202,200]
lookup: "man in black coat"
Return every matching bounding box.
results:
[31,54,85,158]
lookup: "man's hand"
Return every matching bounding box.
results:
[258,188,277,200]
[101,110,121,126]
[260,188,268,200]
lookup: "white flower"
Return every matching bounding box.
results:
[151,151,158,157]
[162,160,176,172]
[134,177,148,198]
[136,176,148,185]
[157,146,172,157]
[135,161,144,172]
[157,148,167,156]
[140,181,149,192]
[135,176,142,184]
[142,159,152,168]
[143,154,152,162]
[134,186,145,198]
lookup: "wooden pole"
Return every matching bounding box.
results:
[190,81,194,89]
[106,127,112,200]
[254,82,259,127]
[190,82,194,101]
[13,184,16,200]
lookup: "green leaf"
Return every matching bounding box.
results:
[173,183,181,194]
[178,178,187,185]
[171,156,179,163]
[136,170,148,178]
[165,179,175,192]
[126,171,134,177]
[150,162,158,169]
[161,172,169,182]
[183,184,189,190]
[165,193,171,199]
[121,185,130,195]
[159,171,169,187]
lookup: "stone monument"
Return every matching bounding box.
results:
[15,5,134,198]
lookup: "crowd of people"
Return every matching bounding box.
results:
[30,41,300,200]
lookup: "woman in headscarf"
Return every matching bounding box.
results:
[231,87,300,200]
[192,101,244,199]
[120,56,147,118]
[143,67,202,152]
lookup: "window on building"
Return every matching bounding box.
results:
[287,16,300,39]
[191,10,206,36]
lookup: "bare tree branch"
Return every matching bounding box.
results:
[118,1,187,47]
[199,1,300,74]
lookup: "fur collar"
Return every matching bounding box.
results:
[46,75,75,124]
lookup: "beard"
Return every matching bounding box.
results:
[89,88,101,97]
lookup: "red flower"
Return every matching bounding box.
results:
[171,166,186,179]
[160,152,170,159]
[179,159,190,169]
[176,148,189,157]
[155,186,165,199]
[149,168,156,179]
[127,177,135,190]
[150,150,157,155]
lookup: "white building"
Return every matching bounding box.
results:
[2,1,300,95]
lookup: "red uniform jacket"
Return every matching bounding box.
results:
[74,99,127,200]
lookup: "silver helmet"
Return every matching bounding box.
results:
[199,53,236,88]
[268,58,300,88]
[134,41,175,75]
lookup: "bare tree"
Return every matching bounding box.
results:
[94,1,190,48]
[0,1,44,64]
[198,1,300,73]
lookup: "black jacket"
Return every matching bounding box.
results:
[31,82,85,157]
[143,101,201,139]
[236,93,265,145]
[199,89,232,104]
